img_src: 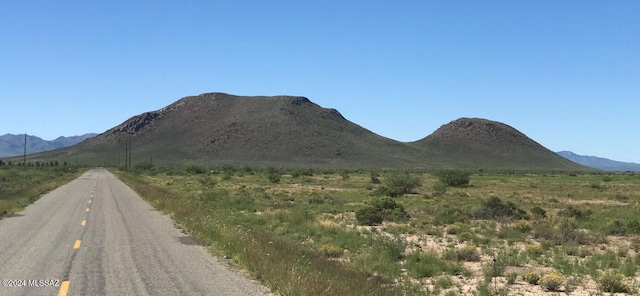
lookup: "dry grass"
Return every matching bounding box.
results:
[117,168,640,295]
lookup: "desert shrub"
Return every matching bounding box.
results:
[539,272,564,291]
[523,272,540,285]
[372,186,404,198]
[385,173,422,196]
[356,197,409,225]
[531,206,547,218]
[628,220,640,234]
[514,219,533,233]
[446,223,464,235]
[355,207,383,226]
[475,196,528,220]
[134,161,154,173]
[370,171,381,184]
[605,219,627,235]
[455,245,481,262]
[435,170,471,187]
[433,207,471,225]
[525,243,544,256]
[268,172,281,183]
[373,197,410,222]
[431,181,447,197]
[507,272,518,284]
[558,206,592,220]
[598,270,632,293]
[406,252,466,278]
[185,164,206,174]
[317,243,343,258]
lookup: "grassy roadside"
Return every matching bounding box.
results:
[0,166,84,218]
[115,167,640,295]
[116,169,403,296]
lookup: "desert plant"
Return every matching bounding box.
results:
[431,181,447,196]
[268,172,281,183]
[523,272,541,285]
[539,272,564,291]
[435,170,470,187]
[455,245,481,262]
[598,270,631,293]
[356,197,409,225]
[317,243,343,258]
[475,196,528,220]
[525,243,544,256]
[370,171,381,184]
[507,272,518,284]
[385,173,422,196]
[185,164,206,174]
[531,206,547,218]
[355,206,383,226]
[514,219,533,233]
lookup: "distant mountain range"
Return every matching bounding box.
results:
[17,92,585,171]
[0,133,97,158]
[556,151,640,172]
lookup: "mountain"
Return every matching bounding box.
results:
[0,133,97,158]
[557,151,640,172]
[414,118,584,171]
[19,92,588,171]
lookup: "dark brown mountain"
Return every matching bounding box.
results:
[70,93,422,168]
[414,118,583,171]
[22,93,587,171]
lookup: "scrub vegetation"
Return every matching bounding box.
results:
[0,162,83,217]
[116,166,640,295]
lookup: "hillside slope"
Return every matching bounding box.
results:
[20,93,588,171]
[415,118,585,171]
[67,93,422,167]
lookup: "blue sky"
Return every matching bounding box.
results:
[1,1,638,163]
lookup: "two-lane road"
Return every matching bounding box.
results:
[0,168,270,295]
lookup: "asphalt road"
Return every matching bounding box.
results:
[0,168,271,296]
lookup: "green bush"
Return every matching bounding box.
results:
[558,206,592,220]
[268,172,281,183]
[406,252,466,278]
[539,272,564,291]
[455,245,481,262]
[385,173,422,196]
[531,206,547,218]
[372,186,404,197]
[356,197,410,226]
[507,272,518,284]
[370,171,381,184]
[317,243,343,258]
[355,206,383,226]
[523,272,541,285]
[185,164,206,174]
[598,271,631,293]
[474,196,528,220]
[435,170,471,187]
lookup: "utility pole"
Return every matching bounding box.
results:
[124,140,129,170]
[23,133,27,166]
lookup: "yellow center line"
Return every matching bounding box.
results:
[57,281,70,296]
[81,220,86,226]
[86,208,90,212]
[73,240,81,249]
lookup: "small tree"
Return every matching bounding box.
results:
[374,172,422,197]
[435,170,471,187]
[356,197,410,225]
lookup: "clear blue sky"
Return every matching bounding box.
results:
[1,1,638,163]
